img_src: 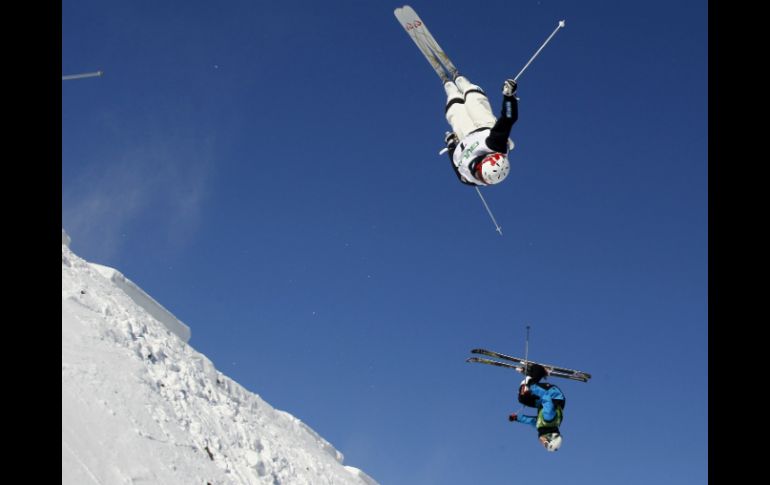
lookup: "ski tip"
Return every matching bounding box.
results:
[559,20,566,28]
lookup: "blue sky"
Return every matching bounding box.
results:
[62,1,707,483]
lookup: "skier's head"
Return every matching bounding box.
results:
[539,432,563,452]
[474,152,510,185]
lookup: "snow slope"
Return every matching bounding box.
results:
[89,262,191,343]
[62,234,377,484]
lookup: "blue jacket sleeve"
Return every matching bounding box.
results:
[528,385,564,422]
[515,414,537,428]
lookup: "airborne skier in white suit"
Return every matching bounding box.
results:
[393,6,520,187]
[395,4,565,232]
[443,76,519,186]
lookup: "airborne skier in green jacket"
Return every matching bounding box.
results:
[508,363,566,452]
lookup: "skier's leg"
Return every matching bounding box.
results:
[444,81,475,139]
[454,76,497,130]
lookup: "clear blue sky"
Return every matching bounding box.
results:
[62,1,707,483]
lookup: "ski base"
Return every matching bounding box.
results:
[394,5,459,83]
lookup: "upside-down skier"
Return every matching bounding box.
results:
[395,5,565,232]
[507,363,566,452]
[443,76,519,186]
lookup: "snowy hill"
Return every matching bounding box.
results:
[62,232,377,484]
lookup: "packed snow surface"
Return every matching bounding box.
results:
[62,233,377,484]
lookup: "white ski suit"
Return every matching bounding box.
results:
[444,76,518,186]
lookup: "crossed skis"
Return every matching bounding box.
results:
[467,349,592,383]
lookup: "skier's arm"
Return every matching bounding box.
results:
[447,146,477,186]
[486,94,518,153]
[540,399,557,422]
[528,385,558,422]
[514,414,537,427]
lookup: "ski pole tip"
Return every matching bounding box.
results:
[559,20,566,28]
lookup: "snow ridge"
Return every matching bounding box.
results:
[62,240,377,485]
[90,262,191,342]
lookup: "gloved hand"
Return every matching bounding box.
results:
[508,413,518,422]
[502,79,517,97]
[444,131,459,149]
[519,383,531,397]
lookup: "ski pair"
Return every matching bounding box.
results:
[394,5,458,83]
[467,348,592,383]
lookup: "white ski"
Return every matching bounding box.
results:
[394,5,458,82]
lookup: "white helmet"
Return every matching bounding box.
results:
[539,432,563,452]
[475,152,510,185]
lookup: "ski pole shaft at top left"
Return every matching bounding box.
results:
[62,71,103,81]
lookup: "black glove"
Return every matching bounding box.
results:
[508,413,518,422]
[502,79,517,97]
[444,131,459,149]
